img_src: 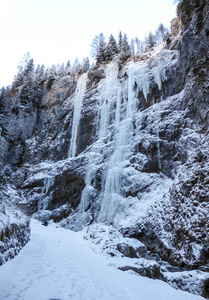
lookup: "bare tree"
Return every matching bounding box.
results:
[155,23,169,44]
[90,35,100,59]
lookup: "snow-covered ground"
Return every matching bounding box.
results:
[0,220,204,300]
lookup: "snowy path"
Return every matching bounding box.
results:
[0,220,204,300]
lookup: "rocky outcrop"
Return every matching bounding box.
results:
[0,186,30,264]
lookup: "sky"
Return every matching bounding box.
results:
[0,0,177,87]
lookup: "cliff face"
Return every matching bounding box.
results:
[0,0,208,283]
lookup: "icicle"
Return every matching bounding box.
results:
[136,63,150,101]
[68,73,87,158]
[38,176,54,210]
[79,153,99,213]
[153,49,178,91]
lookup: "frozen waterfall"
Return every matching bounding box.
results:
[68,73,87,158]
[99,62,119,139]
[98,64,138,223]
[70,51,179,226]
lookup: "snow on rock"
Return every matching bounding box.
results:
[0,185,30,265]
[83,223,208,297]
[83,223,147,258]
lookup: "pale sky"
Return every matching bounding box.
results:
[0,0,177,87]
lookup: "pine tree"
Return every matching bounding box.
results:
[71,57,80,75]
[46,65,57,88]
[57,63,66,78]
[118,31,123,52]
[30,64,45,106]
[17,52,31,73]
[122,33,131,54]
[34,64,46,84]
[135,37,146,54]
[96,33,106,63]
[19,84,30,105]
[106,34,119,59]
[23,58,34,80]
[146,32,156,50]
[12,53,34,93]
[65,60,71,75]
[82,57,90,72]
[19,58,34,105]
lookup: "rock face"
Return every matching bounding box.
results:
[0,185,30,265]
[0,0,208,285]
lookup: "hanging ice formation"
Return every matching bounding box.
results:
[68,73,87,158]
[73,50,178,226]
[98,64,138,223]
[38,176,55,210]
[74,149,102,230]
[97,51,177,223]
[71,62,120,229]
[99,62,119,139]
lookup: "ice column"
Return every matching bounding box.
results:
[136,63,150,101]
[153,54,167,91]
[68,73,87,158]
[98,64,137,223]
[79,151,101,213]
[38,176,55,210]
[99,63,119,139]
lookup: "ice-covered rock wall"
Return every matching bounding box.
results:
[0,0,208,277]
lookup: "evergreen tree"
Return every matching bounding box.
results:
[82,57,90,72]
[19,57,34,105]
[146,32,156,50]
[19,84,30,105]
[23,58,34,80]
[46,65,57,88]
[34,64,46,84]
[135,37,145,54]
[30,64,45,106]
[106,34,118,59]
[96,33,106,63]
[57,63,66,78]
[17,52,31,73]
[12,71,24,91]
[71,57,80,75]
[12,53,35,100]
[118,31,123,52]
[12,53,31,90]
[122,33,131,54]
[65,60,71,75]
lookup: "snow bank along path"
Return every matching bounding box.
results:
[0,220,204,300]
